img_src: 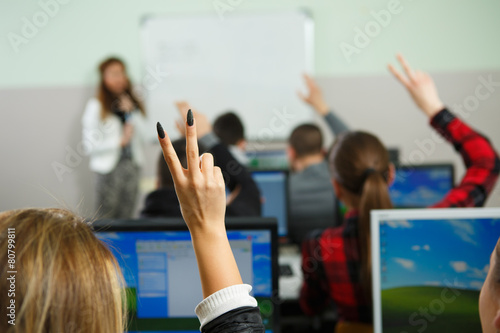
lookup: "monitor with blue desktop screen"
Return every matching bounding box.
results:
[94,219,278,333]
[371,208,500,333]
[251,170,288,236]
[389,164,454,207]
[336,164,455,219]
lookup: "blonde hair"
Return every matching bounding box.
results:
[0,208,126,333]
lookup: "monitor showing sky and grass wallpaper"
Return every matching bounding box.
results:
[371,208,500,333]
[389,164,454,208]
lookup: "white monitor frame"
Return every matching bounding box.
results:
[371,207,500,333]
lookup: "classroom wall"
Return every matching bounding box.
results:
[2,71,500,217]
[1,0,500,216]
[1,0,500,89]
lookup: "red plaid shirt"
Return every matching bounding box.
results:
[300,108,500,322]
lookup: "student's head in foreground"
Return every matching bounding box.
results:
[480,237,500,332]
[0,208,125,333]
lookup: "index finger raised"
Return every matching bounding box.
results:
[157,122,184,181]
[185,109,201,174]
[388,64,410,88]
[397,54,415,81]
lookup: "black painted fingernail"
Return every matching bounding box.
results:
[156,122,165,139]
[187,109,194,126]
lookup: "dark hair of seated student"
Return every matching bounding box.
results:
[213,112,245,146]
[287,123,338,243]
[288,123,323,157]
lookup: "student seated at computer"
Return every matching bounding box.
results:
[141,102,261,218]
[287,75,349,243]
[213,111,249,165]
[481,236,500,333]
[300,54,500,328]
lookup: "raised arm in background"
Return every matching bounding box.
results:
[156,111,264,332]
[298,74,349,135]
[389,54,500,207]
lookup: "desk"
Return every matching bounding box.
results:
[278,244,303,301]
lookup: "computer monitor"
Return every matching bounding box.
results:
[93,217,279,333]
[389,164,454,208]
[251,170,289,237]
[371,208,500,333]
[246,149,289,170]
[336,164,455,221]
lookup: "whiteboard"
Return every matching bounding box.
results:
[140,11,314,140]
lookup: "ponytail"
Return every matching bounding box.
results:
[329,131,392,304]
[329,131,393,305]
[358,170,392,302]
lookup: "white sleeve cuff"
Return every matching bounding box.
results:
[195,284,258,328]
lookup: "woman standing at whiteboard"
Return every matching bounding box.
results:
[82,57,147,218]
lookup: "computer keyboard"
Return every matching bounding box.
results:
[278,244,303,300]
